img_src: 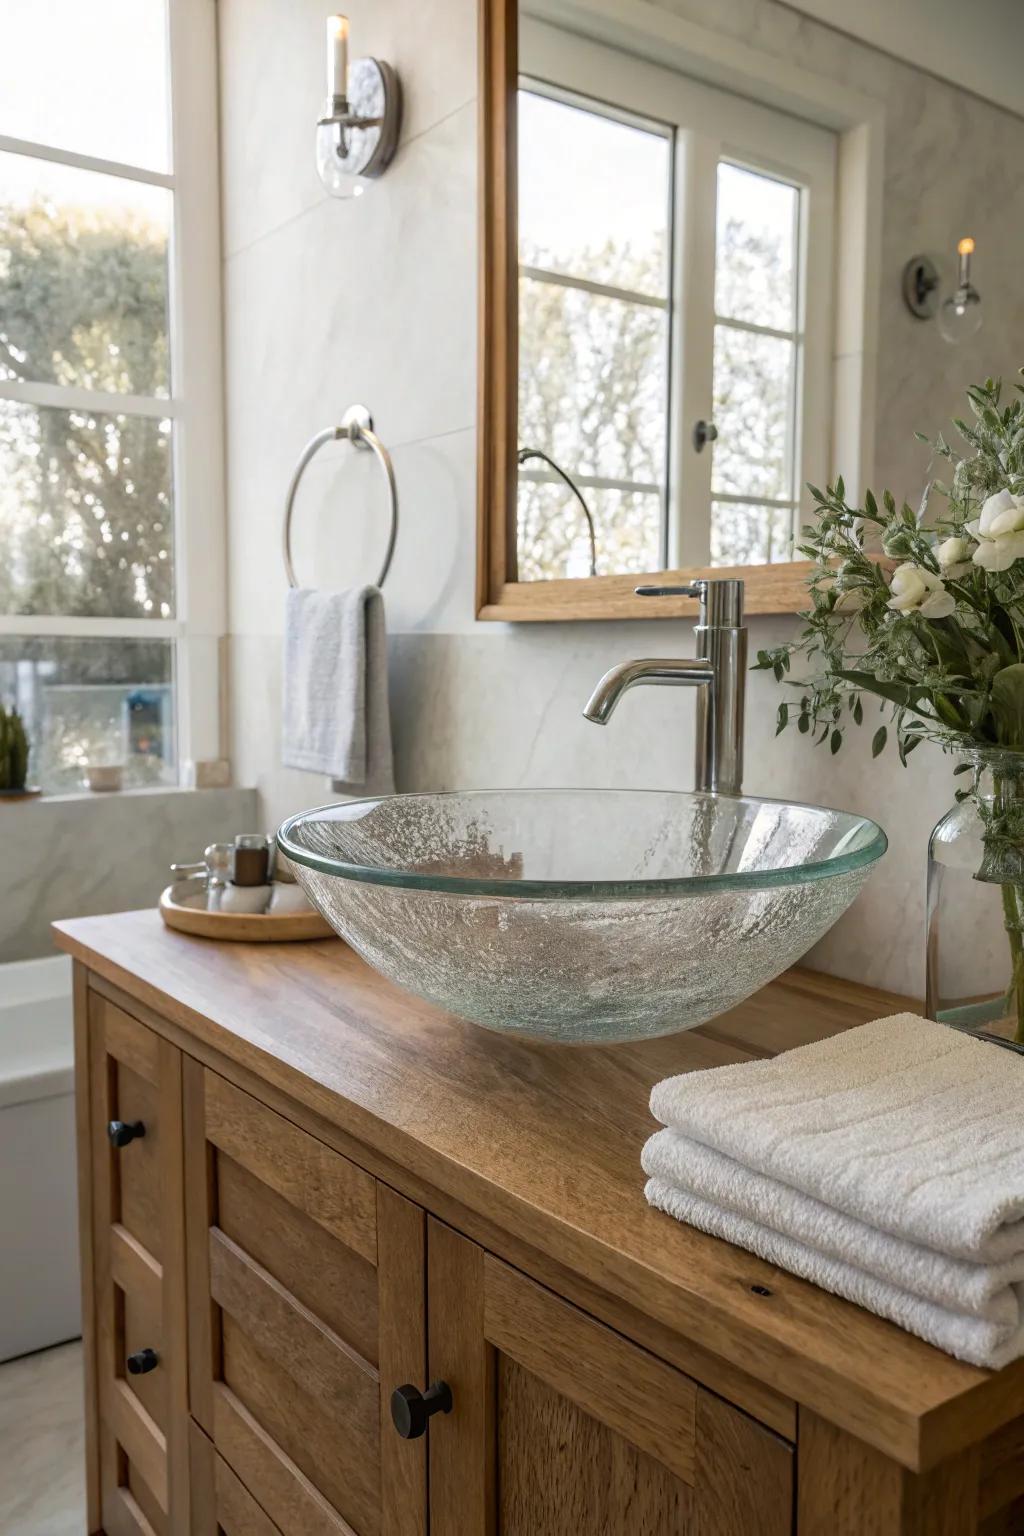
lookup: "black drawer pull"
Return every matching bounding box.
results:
[390,1381,453,1439]
[126,1348,159,1376]
[107,1119,145,1148]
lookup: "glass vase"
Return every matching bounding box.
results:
[927,749,1024,1051]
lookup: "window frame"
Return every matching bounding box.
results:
[0,0,226,779]
[516,17,835,581]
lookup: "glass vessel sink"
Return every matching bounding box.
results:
[278,789,886,1045]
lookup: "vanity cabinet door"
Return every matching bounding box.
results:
[88,994,189,1536]
[427,1223,793,1535]
[184,1062,427,1536]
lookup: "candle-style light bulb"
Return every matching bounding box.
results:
[957,236,975,287]
[327,15,349,103]
[939,236,982,344]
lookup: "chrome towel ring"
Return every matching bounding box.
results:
[283,404,399,589]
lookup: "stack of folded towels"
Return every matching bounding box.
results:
[642,1013,1024,1369]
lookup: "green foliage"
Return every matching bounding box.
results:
[0,703,30,791]
[754,371,1024,762]
[0,200,172,620]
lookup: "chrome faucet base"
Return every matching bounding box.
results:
[583,579,747,796]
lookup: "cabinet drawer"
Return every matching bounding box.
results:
[190,1420,284,1535]
[185,1063,428,1536]
[97,1001,165,1258]
[88,993,188,1534]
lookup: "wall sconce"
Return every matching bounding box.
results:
[315,15,402,199]
[901,238,982,344]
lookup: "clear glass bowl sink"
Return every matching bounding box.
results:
[278,789,886,1045]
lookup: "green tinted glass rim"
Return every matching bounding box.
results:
[278,789,888,901]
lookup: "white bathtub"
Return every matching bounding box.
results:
[0,954,81,1362]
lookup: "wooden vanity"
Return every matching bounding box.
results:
[57,910,1024,1535]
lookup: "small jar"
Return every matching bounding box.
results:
[232,834,270,887]
[216,833,272,913]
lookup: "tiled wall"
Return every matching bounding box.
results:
[1,787,258,962]
[219,0,1024,996]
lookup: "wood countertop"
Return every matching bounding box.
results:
[54,909,1024,1473]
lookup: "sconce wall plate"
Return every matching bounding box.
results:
[318,58,402,181]
[902,255,940,320]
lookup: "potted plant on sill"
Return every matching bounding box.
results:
[0,703,40,801]
[759,370,1024,1049]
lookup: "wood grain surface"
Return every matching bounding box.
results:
[56,908,1024,1472]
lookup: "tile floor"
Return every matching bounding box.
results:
[0,1340,86,1535]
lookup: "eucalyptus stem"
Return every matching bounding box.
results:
[992,769,1024,1045]
[1000,882,1024,1044]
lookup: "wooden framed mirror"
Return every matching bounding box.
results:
[475,0,877,622]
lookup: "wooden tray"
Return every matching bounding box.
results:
[159,882,334,943]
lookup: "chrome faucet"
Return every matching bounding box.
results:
[582,579,747,795]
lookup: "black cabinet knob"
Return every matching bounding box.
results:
[107,1119,145,1148]
[126,1348,159,1376]
[390,1380,453,1439]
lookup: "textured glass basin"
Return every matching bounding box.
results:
[278,789,886,1045]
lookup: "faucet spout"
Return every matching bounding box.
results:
[582,658,716,725]
[582,578,747,795]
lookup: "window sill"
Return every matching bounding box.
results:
[7,784,250,808]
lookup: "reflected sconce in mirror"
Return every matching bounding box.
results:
[315,14,402,199]
[901,238,982,343]
[516,448,598,578]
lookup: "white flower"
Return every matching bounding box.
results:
[967,489,1024,572]
[935,535,973,580]
[886,562,956,619]
[978,489,1024,538]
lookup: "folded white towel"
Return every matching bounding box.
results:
[282,586,394,796]
[649,1013,1024,1265]
[643,1128,1024,1319]
[644,1174,1024,1369]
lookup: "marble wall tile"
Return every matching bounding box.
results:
[238,427,478,639]
[223,102,477,632]
[0,788,257,964]
[218,0,477,259]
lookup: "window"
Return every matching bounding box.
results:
[516,21,835,579]
[0,0,223,792]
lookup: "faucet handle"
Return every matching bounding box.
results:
[635,579,743,627]
[635,581,706,599]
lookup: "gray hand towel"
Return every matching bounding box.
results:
[282,586,394,795]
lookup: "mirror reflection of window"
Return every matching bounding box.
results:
[517,88,672,581]
[711,163,801,567]
[514,21,836,580]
